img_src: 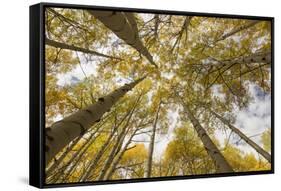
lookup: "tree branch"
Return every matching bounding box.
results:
[46,38,122,60]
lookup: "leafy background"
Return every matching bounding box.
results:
[45,7,271,183]
[0,1,279,191]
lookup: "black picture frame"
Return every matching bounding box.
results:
[30,2,274,189]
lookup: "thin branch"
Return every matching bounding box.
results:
[46,38,122,60]
[171,16,191,52]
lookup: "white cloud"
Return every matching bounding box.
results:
[131,106,180,160]
[215,82,271,156]
[211,84,226,102]
[57,59,98,86]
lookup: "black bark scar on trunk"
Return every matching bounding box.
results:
[46,134,54,141]
[46,127,51,131]
[98,97,105,102]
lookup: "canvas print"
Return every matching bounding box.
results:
[44,7,272,184]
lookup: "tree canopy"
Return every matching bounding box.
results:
[44,8,272,184]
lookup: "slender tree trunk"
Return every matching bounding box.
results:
[48,125,102,183]
[45,38,120,60]
[96,119,132,180]
[60,123,107,182]
[96,129,127,181]
[171,16,192,52]
[77,126,118,182]
[210,110,271,163]
[80,94,142,181]
[46,136,81,176]
[205,51,271,91]
[216,20,260,42]
[144,101,162,178]
[103,120,149,180]
[182,101,233,173]
[154,14,159,39]
[103,128,139,180]
[46,77,146,165]
[49,115,111,183]
[88,10,158,68]
[189,51,271,71]
[222,51,271,65]
[78,113,128,181]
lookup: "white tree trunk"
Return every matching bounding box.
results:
[96,118,132,181]
[80,94,141,181]
[210,110,271,163]
[182,102,233,173]
[216,20,260,42]
[45,77,146,165]
[223,51,271,65]
[45,38,120,59]
[103,128,138,180]
[46,136,81,176]
[144,101,161,178]
[88,10,158,67]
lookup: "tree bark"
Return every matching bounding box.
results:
[80,111,131,181]
[144,101,162,178]
[48,114,112,183]
[80,94,142,181]
[47,124,103,183]
[46,77,146,165]
[88,10,158,68]
[96,114,134,181]
[182,102,233,173]
[189,51,271,70]
[204,51,271,91]
[210,110,271,163]
[46,136,81,176]
[77,126,118,182]
[103,128,139,180]
[222,51,271,65]
[171,16,192,52]
[154,14,159,39]
[45,38,120,60]
[59,122,107,182]
[216,20,260,42]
